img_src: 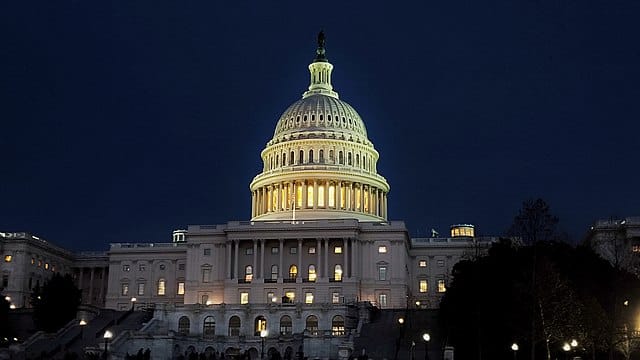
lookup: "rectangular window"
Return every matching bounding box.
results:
[44,263,49,270]
[245,248,253,255]
[328,185,335,207]
[177,282,185,295]
[307,185,314,207]
[201,294,209,304]
[4,255,11,262]
[290,247,297,254]
[378,294,388,307]
[378,246,387,253]
[285,291,295,302]
[138,264,146,271]
[438,279,447,293]
[437,260,444,267]
[203,248,211,256]
[240,292,249,304]
[267,292,275,302]
[271,247,279,254]
[31,257,35,265]
[378,266,387,281]
[419,260,427,267]
[178,263,185,270]
[137,283,145,296]
[419,280,428,293]
[202,269,211,283]
[308,247,316,254]
[332,292,340,304]
[123,264,130,272]
[305,292,314,304]
[318,186,325,207]
[121,283,129,296]
[157,279,166,295]
[334,246,342,254]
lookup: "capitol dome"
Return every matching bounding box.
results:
[250,32,390,221]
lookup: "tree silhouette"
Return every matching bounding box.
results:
[31,273,81,332]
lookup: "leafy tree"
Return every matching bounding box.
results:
[31,273,81,332]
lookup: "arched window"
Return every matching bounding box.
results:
[271,265,278,280]
[157,278,166,295]
[280,315,292,335]
[331,315,345,336]
[329,150,334,162]
[334,265,343,281]
[319,150,324,163]
[356,154,360,167]
[309,150,314,163]
[290,151,295,165]
[328,114,332,121]
[245,265,253,282]
[254,316,267,336]
[282,153,286,166]
[308,265,316,282]
[306,315,319,335]
[299,150,304,164]
[339,151,344,164]
[203,316,215,337]
[289,265,298,280]
[228,316,241,336]
[276,155,279,168]
[178,316,190,335]
[348,152,352,166]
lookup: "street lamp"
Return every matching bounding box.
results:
[260,329,268,359]
[103,330,113,360]
[398,317,404,325]
[79,320,87,342]
[422,333,430,360]
[511,343,519,360]
[562,342,571,360]
[130,297,137,311]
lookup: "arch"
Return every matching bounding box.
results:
[339,151,344,164]
[284,347,293,360]
[228,315,241,336]
[245,265,253,282]
[319,149,324,163]
[289,265,298,279]
[275,154,279,168]
[298,150,304,164]
[305,315,319,335]
[254,315,267,336]
[280,315,292,335]
[309,149,314,163]
[308,264,316,282]
[282,153,286,166]
[290,151,294,165]
[178,316,190,335]
[356,154,360,167]
[332,315,345,336]
[203,315,215,337]
[157,277,166,295]
[348,152,352,166]
[334,264,343,281]
[329,149,334,163]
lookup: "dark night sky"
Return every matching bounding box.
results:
[1,1,639,251]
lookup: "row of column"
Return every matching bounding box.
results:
[77,266,108,305]
[226,238,359,281]
[251,180,387,219]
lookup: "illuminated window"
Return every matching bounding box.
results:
[121,283,129,296]
[44,263,49,270]
[157,278,166,295]
[355,187,361,210]
[378,294,388,307]
[3,255,11,262]
[308,265,316,282]
[378,266,387,281]
[229,316,241,336]
[334,264,343,281]
[633,245,640,253]
[419,280,428,293]
[334,246,342,254]
[437,279,447,293]
[272,189,277,211]
[364,188,369,212]
[340,186,346,208]
[38,260,42,267]
[378,246,387,253]
[177,282,185,295]
[305,292,314,304]
[138,283,145,296]
[178,316,190,335]
[328,185,335,207]
[419,260,427,267]
[203,316,216,337]
[240,292,249,304]
[332,292,340,304]
[296,185,303,208]
[201,294,208,304]
[285,291,295,302]
[202,268,211,283]
[332,315,345,336]
[255,316,267,335]
[306,315,319,335]
[123,264,130,272]
[318,186,325,207]
[245,265,253,282]
[308,247,316,254]
[307,185,314,207]
[289,265,298,279]
[280,315,292,335]
[31,258,35,265]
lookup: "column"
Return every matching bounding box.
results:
[279,239,284,278]
[260,239,265,279]
[234,240,239,279]
[343,238,349,278]
[384,193,388,219]
[336,181,342,209]
[324,238,329,278]
[88,268,95,303]
[251,191,256,217]
[99,267,106,305]
[346,183,351,211]
[313,180,318,209]
[267,186,272,212]
[351,240,358,279]
[297,239,303,281]
[78,268,84,298]
[316,238,321,278]
[276,184,281,212]
[302,182,307,208]
[252,240,258,280]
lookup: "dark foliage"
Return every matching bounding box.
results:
[0,295,9,339]
[31,273,81,332]
[508,198,566,244]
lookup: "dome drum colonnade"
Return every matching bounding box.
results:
[250,32,390,222]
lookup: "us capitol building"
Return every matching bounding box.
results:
[1,33,499,359]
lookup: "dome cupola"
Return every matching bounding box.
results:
[249,32,390,221]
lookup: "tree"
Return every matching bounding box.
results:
[0,294,10,342]
[508,198,565,244]
[31,273,81,332]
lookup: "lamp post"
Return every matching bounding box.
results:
[562,342,571,360]
[422,333,430,360]
[260,329,268,359]
[103,330,113,360]
[79,320,87,342]
[130,297,137,311]
[394,317,405,360]
[511,343,518,360]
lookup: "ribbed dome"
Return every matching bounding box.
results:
[272,94,369,141]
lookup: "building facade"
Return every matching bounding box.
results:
[586,217,640,276]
